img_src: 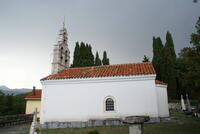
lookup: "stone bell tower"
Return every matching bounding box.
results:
[51,22,70,74]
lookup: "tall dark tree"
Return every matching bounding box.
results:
[152,32,178,99]
[152,37,164,80]
[71,42,95,67]
[88,45,95,66]
[102,51,110,65]
[161,32,177,99]
[71,42,80,67]
[95,51,102,66]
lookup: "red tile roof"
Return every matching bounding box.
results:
[155,80,167,85]
[41,62,156,81]
[25,89,42,99]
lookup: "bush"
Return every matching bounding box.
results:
[88,129,99,134]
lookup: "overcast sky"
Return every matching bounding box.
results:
[0,0,200,89]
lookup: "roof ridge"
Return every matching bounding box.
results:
[41,62,155,81]
[64,62,152,70]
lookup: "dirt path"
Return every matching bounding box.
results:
[0,123,31,134]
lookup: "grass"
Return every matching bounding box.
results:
[20,111,200,134]
[144,112,200,134]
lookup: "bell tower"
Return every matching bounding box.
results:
[51,21,70,74]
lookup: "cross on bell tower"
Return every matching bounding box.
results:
[51,20,70,74]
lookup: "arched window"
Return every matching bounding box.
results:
[105,98,114,111]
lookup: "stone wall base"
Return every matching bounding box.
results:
[41,117,161,129]
[41,119,123,129]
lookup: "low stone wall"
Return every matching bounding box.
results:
[41,117,162,128]
[41,119,123,129]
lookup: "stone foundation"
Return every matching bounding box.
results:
[41,117,161,129]
[41,119,123,128]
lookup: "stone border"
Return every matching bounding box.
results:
[41,117,161,129]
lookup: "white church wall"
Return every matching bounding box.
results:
[40,75,159,124]
[156,84,169,117]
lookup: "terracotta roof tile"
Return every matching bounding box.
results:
[25,89,42,99]
[155,80,167,85]
[41,62,156,81]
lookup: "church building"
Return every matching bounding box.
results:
[40,24,169,128]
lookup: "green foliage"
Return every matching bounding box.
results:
[88,129,99,134]
[152,37,164,80]
[95,51,102,66]
[72,42,80,67]
[71,42,94,67]
[102,51,110,65]
[152,32,177,99]
[176,17,200,100]
[0,92,27,116]
[191,17,200,52]
[162,32,177,99]
[142,55,150,62]
[152,17,200,100]
[72,42,110,67]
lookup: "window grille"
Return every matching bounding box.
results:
[106,98,114,111]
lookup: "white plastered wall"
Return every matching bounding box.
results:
[156,84,169,117]
[40,75,159,124]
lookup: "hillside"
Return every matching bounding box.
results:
[0,85,32,95]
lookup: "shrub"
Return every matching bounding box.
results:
[88,129,99,134]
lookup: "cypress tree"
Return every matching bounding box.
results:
[165,32,176,59]
[72,42,80,67]
[152,37,164,80]
[162,31,177,99]
[102,51,110,65]
[152,32,177,99]
[72,42,95,67]
[72,42,110,67]
[88,45,94,66]
[95,51,102,66]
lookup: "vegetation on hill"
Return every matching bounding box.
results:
[0,90,27,116]
[71,42,110,67]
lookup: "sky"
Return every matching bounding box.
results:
[0,0,200,89]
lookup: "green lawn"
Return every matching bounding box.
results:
[20,111,200,134]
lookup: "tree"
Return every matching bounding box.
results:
[88,45,95,66]
[191,17,200,52]
[102,51,110,65]
[152,37,164,80]
[152,32,178,99]
[95,51,102,66]
[71,42,110,67]
[142,55,150,62]
[177,17,200,100]
[0,91,5,115]
[71,42,80,67]
[71,42,95,67]
[161,32,177,99]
